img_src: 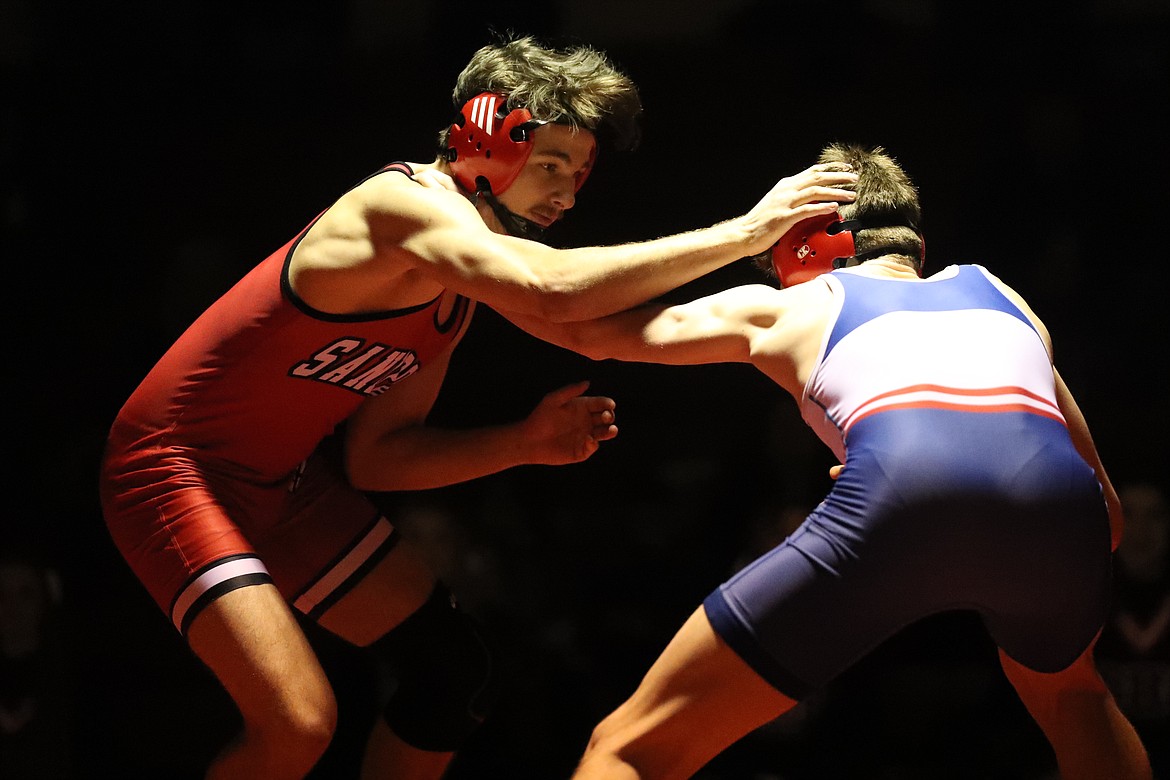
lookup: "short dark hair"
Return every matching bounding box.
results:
[819,143,924,271]
[437,34,642,153]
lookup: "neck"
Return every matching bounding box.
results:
[848,256,921,278]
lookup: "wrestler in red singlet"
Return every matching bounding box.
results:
[101,164,470,633]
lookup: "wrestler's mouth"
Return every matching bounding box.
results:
[529,209,560,228]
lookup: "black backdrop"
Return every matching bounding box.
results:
[5,1,1168,777]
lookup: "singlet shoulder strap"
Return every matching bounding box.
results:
[351,161,416,189]
[380,161,415,177]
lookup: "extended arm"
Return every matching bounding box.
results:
[507,279,828,401]
[504,284,783,366]
[391,164,856,322]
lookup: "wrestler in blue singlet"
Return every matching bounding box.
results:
[704,264,1113,700]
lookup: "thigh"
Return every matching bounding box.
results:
[316,537,439,647]
[103,471,262,633]
[253,452,437,644]
[707,510,926,701]
[187,582,334,723]
[591,606,796,777]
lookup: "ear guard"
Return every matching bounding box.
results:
[446,92,598,197]
[771,212,860,287]
[447,92,542,196]
[771,212,925,287]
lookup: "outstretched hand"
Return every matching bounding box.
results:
[521,381,618,465]
[741,163,859,258]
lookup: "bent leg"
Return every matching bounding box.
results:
[188,583,337,779]
[573,605,798,780]
[359,718,454,780]
[999,638,1152,780]
[316,538,464,780]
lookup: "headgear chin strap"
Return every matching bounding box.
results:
[770,212,924,287]
[479,191,549,242]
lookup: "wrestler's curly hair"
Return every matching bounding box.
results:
[437,34,642,153]
[819,143,924,272]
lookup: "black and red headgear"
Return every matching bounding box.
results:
[446,92,596,197]
[770,212,925,287]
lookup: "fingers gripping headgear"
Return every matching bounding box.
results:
[770,213,926,287]
[446,92,540,196]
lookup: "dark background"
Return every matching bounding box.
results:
[5,0,1169,777]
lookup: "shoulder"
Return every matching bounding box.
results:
[302,165,491,267]
[693,283,788,321]
[714,282,783,307]
[344,167,482,230]
[965,263,1024,303]
[290,167,490,310]
[943,263,1037,318]
[966,264,1053,351]
[694,282,826,330]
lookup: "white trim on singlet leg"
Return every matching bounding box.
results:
[292,516,394,615]
[171,556,270,632]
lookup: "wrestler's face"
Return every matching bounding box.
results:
[496,124,596,229]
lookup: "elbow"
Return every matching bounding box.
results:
[524,285,595,324]
[550,320,622,362]
[578,336,643,364]
[573,339,618,363]
[521,267,603,322]
[507,249,608,322]
[541,324,608,361]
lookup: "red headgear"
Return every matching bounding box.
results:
[771,212,925,287]
[771,213,858,287]
[446,92,596,197]
[447,93,538,196]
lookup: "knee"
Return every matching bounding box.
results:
[369,584,499,752]
[575,710,657,779]
[1001,645,1108,698]
[578,726,621,771]
[245,684,338,769]
[283,694,339,752]
[1000,645,1116,727]
[584,714,623,757]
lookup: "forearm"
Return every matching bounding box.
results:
[541,163,860,320]
[509,304,753,370]
[507,306,663,362]
[431,219,755,324]
[536,162,858,321]
[544,219,756,321]
[347,422,535,492]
